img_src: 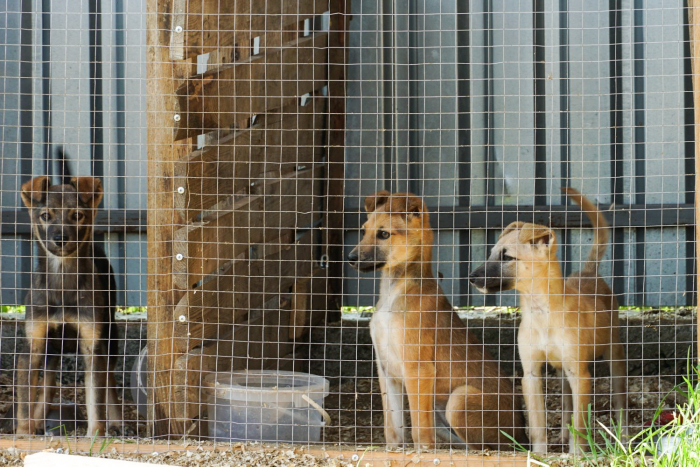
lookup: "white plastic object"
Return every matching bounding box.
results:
[204,370,329,443]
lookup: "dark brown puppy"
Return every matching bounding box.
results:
[17,175,121,437]
[348,191,528,450]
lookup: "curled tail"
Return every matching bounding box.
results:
[562,187,609,274]
[55,146,72,185]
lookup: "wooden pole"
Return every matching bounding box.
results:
[325,0,351,320]
[145,0,194,437]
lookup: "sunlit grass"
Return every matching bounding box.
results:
[0,305,146,314]
[341,305,692,315]
[570,363,700,466]
[507,360,700,466]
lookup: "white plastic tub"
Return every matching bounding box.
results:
[204,370,330,443]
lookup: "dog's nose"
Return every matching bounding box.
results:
[468,271,480,284]
[347,251,359,264]
[53,234,69,246]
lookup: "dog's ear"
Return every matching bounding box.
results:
[364,190,391,213]
[499,221,526,240]
[389,193,424,218]
[70,176,104,209]
[21,176,51,208]
[519,225,554,247]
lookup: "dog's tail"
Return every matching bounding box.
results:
[562,187,609,274]
[55,146,72,185]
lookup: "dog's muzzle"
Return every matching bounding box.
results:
[468,268,488,290]
[347,250,359,268]
[347,250,384,272]
[468,265,513,293]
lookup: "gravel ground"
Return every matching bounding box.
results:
[0,369,683,466]
[0,445,355,466]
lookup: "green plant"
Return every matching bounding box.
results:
[0,305,25,314]
[569,363,700,466]
[88,429,117,457]
[48,424,71,454]
[116,306,147,314]
[504,362,700,466]
[340,306,375,314]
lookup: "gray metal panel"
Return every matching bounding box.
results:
[342,0,385,307]
[119,0,148,306]
[641,0,687,306]
[409,0,459,201]
[466,0,490,206]
[341,0,693,308]
[344,0,383,211]
[0,3,23,209]
[490,0,536,205]
[0,2,31,305]
[543,0,563,204]
[566,0,612,202]
[46,0,92,166]
[0,0,148,307]
[0,0,693,308]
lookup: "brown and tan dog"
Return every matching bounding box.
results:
[468,187,627,453]
[348,191,528,450]
[18,173,121,437]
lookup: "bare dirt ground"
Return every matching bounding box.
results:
[323,375,685,451]
[0,373,683,466]
[0,372,144,437]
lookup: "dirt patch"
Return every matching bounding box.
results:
[0,372,680,450]
[323,375,684,451]
[0,372,144,436]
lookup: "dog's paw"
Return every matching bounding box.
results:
[15,422,36,436]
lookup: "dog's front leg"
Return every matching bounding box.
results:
[608,342,628,439]
[16,354,33,435]
[557,368,572,446]
[377,359,405,446]
[79,326,108,438]
[16,320,49,435]
[564,361,592,454]
[520,347,547,453]
[404,362,437,449]
[32,356,60,433]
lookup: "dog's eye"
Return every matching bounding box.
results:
[39,212,51,222]
[73,212,84,222]
[501,251,515,262]
[377,230,390,240]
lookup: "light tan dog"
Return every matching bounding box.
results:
[348,191,529,450]
[468,187,627,453]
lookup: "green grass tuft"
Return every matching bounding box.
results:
[0,305,25,314]
[513,360,700,466]
[0,305,147,314]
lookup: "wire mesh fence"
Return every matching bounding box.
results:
[0,0,698,465]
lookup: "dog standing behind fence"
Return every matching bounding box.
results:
[468,187,628,453]
[348,191,529,450]
[17,163,122,437]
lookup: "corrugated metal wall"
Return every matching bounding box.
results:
[0,0,148,306]
[343,0,696,308]
[1,1,695,308]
